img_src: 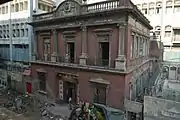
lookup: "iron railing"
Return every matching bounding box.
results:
[57,56,79,64]
[34,54,116,68]
[86,58,115,68]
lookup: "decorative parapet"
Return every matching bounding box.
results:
[32,0,149,26]
[34,12,54,21]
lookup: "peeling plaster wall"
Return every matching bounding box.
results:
[144,96,180,120]
[162,80,180,102]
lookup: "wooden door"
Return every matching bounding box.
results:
[26,82,32,94]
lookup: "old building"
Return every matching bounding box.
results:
[28,0,155,116]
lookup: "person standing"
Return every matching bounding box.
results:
[68,96,72,110]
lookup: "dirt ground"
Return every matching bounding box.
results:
[0,107,40,120]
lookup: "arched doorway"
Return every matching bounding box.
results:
[57,72,79,104]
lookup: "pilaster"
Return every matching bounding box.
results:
[115,23,127,71]
[79,26,88,65]
[51,29,58,62]
[32,31,37,61]
[44,54,48,61]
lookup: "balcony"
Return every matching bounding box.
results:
[36,54,51,62]
[33,54,116,69]
[86,58,115,68]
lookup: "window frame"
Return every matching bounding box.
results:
[38,72,46,92]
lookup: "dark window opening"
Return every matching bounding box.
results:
[100,42,109,66]
[170,67,176,70]
[64,82,76,104]
[156,7,161,14]
[130,112,137,120]
[93,85,106,105]
[43,38,51,55]
[67,42,75,63]
[38,73,46,91]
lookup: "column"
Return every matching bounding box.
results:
[51,29,58,62]
[32,31,37,61]
[79,26,88,65]
[115,23,126,71]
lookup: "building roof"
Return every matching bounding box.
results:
[31,0,152,29]
[0,0,12,5]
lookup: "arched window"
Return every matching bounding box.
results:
[155,26,161,36]
[174,0,180,5]
[164,25,172,37]
[166,0,173,6]
[142,3,147,8]
[170,66,176,70]
[177,67,180,74]
[156,1,162,14]
[166,0,172,14]
[149,2,155,8]
[142,3,147,14]
[155,26,161,31]
[174,0,180,13]
[149,2,155,15]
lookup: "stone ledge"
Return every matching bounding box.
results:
[30,59,151,74]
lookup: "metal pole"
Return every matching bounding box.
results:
[9,1,12,61]
[160,0,164,52]
[29,0,33,62]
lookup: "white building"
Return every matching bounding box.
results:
[132,0,180,62]
[0,0,53,62]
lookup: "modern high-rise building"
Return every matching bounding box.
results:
[132,0,180,62]
[0,0,54,62]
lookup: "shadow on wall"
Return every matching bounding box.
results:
[149,40,161,58]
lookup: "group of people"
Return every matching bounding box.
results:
[79,102,104,120]
[68,97,104,120]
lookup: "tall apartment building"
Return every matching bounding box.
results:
[0,0,53,62]
[132,0,180,62]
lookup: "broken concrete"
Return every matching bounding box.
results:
[144,96,180,120]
